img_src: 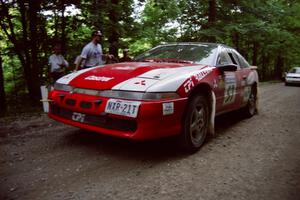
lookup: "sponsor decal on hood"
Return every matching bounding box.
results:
[113,65,213,92]
[84,75,114,82]
[58,62,212,92]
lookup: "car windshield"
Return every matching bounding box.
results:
[289,68,300,73]
[134,44,218,65]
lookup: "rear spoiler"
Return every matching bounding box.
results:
[250,66,258,70]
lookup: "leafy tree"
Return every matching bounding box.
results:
[0,0,45,102]
[77,0,135,57]
[134,0,180,49]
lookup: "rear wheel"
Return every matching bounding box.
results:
[180,94,210,153]
[243,85,257,117]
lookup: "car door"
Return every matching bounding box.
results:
[226,49,246,107]
[234,50,253,107]
[214,48,241,114]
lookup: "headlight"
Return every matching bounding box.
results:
[142,92,180,100]
[53,83,73,92]
[53,85,180,100]
[99,90,180,100]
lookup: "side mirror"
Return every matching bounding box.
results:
[217,64,238,72]
[250,65,258,70]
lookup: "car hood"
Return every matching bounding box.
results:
[57,62,209,92]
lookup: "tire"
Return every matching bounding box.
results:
[285,82,290,86]
[180,94,210,153]
[243,85,257,117]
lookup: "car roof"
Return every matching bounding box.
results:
[289,67,300,73]
[157,42,232,49]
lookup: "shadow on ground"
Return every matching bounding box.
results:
[59,109,249,161]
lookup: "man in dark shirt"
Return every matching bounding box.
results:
[119,49,132,62]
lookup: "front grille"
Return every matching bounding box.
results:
[66,99,76,106]
[80,101,92,109]
[50,105,137,132]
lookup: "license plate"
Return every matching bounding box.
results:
[105,99,141,118]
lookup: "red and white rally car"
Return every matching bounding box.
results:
[48,43,258,152]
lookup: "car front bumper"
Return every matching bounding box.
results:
[285,77,300,84]
[48,90,188,140]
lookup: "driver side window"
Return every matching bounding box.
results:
[217,51,232,65]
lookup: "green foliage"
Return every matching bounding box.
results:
[0,18,25,98]
[138,0,181,46]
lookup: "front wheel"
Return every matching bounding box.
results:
[180,94,210,153]
[285,82,290,86]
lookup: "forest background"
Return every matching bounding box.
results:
[0,0,300,116]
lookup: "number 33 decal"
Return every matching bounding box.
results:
[223,74,236,105]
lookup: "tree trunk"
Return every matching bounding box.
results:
[60,0,67,54]
[231,31,240,52]
[275,55,284,80]
[54,10,59,39]
[0,56,6,116]
[208,0,216,25]
[18,0,41,102]
[19,0,33,96]
[261,54,266,81]
[28,0,42,101]
[261,53,270,81]
[206,0,216,42]
[252,42,258,66]
[108,0,120,58]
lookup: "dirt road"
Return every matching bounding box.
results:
[1,83,300,200]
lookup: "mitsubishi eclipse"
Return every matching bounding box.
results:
[48,43,259,152]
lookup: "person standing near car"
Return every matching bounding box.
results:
[48,44,68,83]
[75,30,113,71]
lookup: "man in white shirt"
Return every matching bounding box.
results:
[75,30,113,71]
[48,44,68,82]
